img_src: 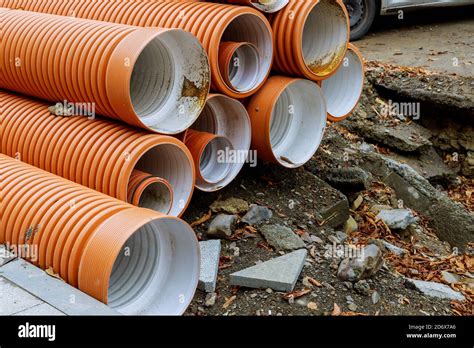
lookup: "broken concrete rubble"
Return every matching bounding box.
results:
[376,209,417,230]
[337,244,384,282]
[210,197,249,215]
[241,205,273,225]
[405,278,465,301]
[207,214,237,239]
[259,224,305,251]
[229,249,307,292]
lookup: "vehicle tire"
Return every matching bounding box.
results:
[343,0,377,41]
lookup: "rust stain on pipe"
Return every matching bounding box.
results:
[270,0,350,81]
[1,154,199,315]
[2,0,273,98]
[0,90,195,217]
[0,8,210,134]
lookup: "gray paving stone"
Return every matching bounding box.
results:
[0,259,119,315]
[406,278,465,301]
[229,249,307,292]
[0,245,16,267]
[0,276,44,315]
[198,240,221,293]
[14,303,65,316]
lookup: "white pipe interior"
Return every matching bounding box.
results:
[135,143,193,216]
[322,48,363,118]
[227,43,260,93]
[108,218,199,315]
[192,95,251,191]
[221,13,272,92]
[130,30,209,134]
[252,0,289,13]
[269,79,327,168]
[199,136,234,185]
[301,0,348,74]
[137,181,173,215]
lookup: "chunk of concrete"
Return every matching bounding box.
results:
[317,167,372,192]
[198,240,221,293]
[0,277,44,315]
[242,205,273,225]
[376,209,417,230]
[0,259,118,315]
[207,214,237,239]
[405,278,465,301]
[230,249,307,292]
[210,197,249,214]
[259,224,305,251]
[380,240,407,256]
[337,244,384,282]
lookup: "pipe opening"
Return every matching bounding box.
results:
[302,0,348,77]
[322,47,363,119]
[269,79,327,168]
[227,43,260,92]
[108,218,198,315]
[137,180,173,215]
[135,143,194,216]
[200,136,233,184]
[221,13,272,93]
[130,31,210,134]
[251,0,289,13]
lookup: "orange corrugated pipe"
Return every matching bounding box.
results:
[1,90,195,217]
[247,76,327,168]
[271,0,350,81]
[1,154,199,315]
[184,130,235,190]
[211,0,289,13]
[1,0,273,99]
[127,170,174,215]
[319,43,365,121]
[0,8,210,134]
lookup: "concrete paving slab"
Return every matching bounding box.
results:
[14,303,65,316]
[0,245,17,267]
[198,240,221,293]
[0,258,119,316]
[230,249,307,292]
[0,276,44,315]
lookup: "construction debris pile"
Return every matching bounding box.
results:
[0,0,365,315]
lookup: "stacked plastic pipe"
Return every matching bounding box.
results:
[0,0,365,314]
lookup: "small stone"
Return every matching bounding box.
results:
[376,209,417,230]
[302,276,312,288]
[352,195,363,210]
[348,303,358,311]
[328,235,340,244]
[405,278,465,301]
[296,298,308,307]
[440,271,460,284]
[369,204,393,215]
[210,197,249,214]
[343,281,353,289]
[259,224,305,251]
[311,235,324,244]
[343,215,358,234]
[265,288,273,294]
[337,244,384,282]
[307,302,318,311]
[336,231,349,242]
[372,291,380,304]
[207,214,237,239]
[300,232,313,244]
[205,292,217,307]
[241,205,273,225]
[354,279,370,296]
[380,240,407,256]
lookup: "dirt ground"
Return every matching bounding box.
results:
[357,6,474,77]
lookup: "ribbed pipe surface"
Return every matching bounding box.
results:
[0,154,199,315]
[214,0,289,13]
[247,76,327,168]
[271,0,350,81]
[0,91,195,217]
[320,43,365,121]
[0,8,210,134]
[1,0,273,98]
